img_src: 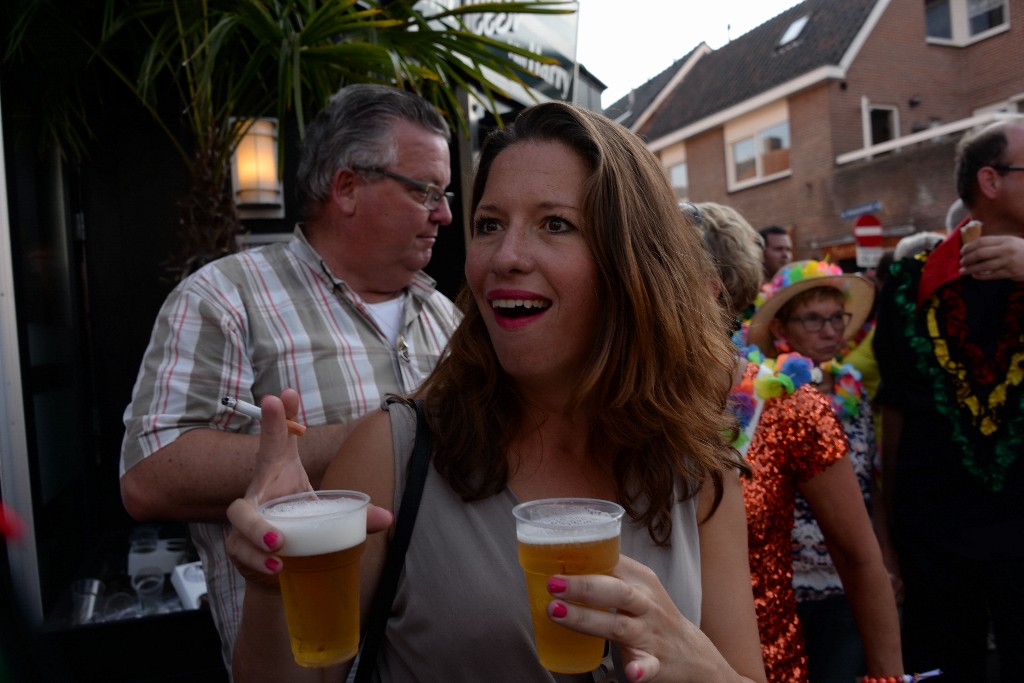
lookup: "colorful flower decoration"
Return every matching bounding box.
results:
[731,325,764,365]
[730,376,758,438]
[733,350,864,419]
[822,359,864,420]
[758,259,845,307]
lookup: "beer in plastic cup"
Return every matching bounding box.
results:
[259,490,370,668]
[513,498,625,673]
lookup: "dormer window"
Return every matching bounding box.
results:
[779,15,809,47]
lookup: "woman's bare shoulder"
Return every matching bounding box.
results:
[323,407,397,512]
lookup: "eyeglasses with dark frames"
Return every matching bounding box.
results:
[353,166,454,210]
[786,311,854,333]
[991,165,1024,174]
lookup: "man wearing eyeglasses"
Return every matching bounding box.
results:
[119,84,460,673]
[874,116,1024,682]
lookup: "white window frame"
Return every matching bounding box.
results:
[724,102,792,192]
[925,0,1010,46]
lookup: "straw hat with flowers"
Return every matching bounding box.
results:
[746,260,875,357]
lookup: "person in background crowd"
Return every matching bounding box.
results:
[759,225,794,282]
[868,235,942,604]
[839,249,894,445]
[839,250,891,406]
[745,260,887,683]
[699,203,903,683]
[119,84,461,671]
[226,102,768,683]
[945,198,968,234]
[874,116,1024,682]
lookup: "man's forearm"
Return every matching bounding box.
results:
[120,422,352,522]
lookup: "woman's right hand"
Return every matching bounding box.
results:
[226,389,314,588]
[225,390,393,588]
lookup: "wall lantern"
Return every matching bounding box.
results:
[231,118,284,219]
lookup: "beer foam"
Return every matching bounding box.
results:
[263,496,367,557]
[516,512,621,544]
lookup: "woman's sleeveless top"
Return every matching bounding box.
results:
[372,400,703,683]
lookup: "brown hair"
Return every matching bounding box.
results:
[421,102,737,543]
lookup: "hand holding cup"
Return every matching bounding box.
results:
[259,490,370,668]
[225,390,394,669]
[513,498,624,674]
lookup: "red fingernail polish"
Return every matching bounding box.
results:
[551,602,568,618]
[547,576,568,593]
[635,666,645,682]
[263,531,278,549]
[265,557,281,572]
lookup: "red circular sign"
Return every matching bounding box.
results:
[853,214,883,247]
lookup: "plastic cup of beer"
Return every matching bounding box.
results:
[513,498,625,673]
[258,490,370,668]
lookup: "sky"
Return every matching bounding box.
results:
[576,0,806,108]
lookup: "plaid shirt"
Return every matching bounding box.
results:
[120,226,458,668]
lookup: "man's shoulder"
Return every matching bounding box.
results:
[416,285,461,321]
[408,272,454,304]
[406,277,461,335]
[182,240,299,284]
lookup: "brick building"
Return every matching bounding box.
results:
[605,0,1024,266]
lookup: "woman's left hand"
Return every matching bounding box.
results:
[545,555,725,683]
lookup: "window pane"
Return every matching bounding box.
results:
[870,108,896,144]
[669,163,688,199]
[925,0,952,38]
[968,0,1005,34]
[761,122,790,152]
[760,122,791,176]
[733,138,757,182]
[779,15,809,46]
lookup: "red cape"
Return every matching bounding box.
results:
[917,217,971,305]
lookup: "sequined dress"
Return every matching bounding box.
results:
[733,362,848,683]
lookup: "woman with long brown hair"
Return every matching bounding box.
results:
[224,102,766,682]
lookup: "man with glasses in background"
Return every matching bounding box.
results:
[874,116,1024,682]
[120,84,460,673]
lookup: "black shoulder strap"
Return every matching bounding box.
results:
[353,399,431,683]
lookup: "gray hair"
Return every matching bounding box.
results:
[696,202,765,317]
[296,84,451,211]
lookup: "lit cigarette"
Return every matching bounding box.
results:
[221,397,306,436]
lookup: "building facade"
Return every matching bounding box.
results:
[606,0,1024,265]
